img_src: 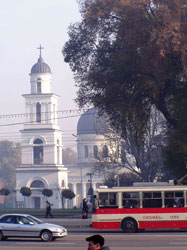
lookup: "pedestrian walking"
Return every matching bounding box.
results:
[45,200,53,218]
[82,198,89,219]
[86,234,110,250]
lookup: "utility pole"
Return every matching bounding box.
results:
[72,134,83,205]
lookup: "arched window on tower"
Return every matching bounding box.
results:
[102,145,108,158]
[37,78,41,93]
[30,180,45,188]
[36,102,41,123]
[93,145,98,158]
[33,139,43,164]
[85,145,88,158]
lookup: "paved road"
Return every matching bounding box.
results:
[1,218,187,250]
[1,232,187,250]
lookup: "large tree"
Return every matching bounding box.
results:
[94,106,169,182]
[0,141,21,190]
[63,0,186,175]
[165,99,187,178]
[122,106,168,181]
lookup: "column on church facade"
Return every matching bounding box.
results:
[54,103,57,125]
[53,103,56,124]
[30,103,33,123]
[72,183,77,208]
[59,145,63,165]
[25,102,29,123]
[41,102,45,123]
[92,183,96,192]
[82,183,87,200]
[49,102,53,123]
[45,103,48,124]
[32,103,36,123]
[50,102,53,124]
[47,102,50,123]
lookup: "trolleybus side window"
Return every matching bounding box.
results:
[98,192,118,208]
[122,192,140,208]
[165,191,184,207]
[143,192,162,208]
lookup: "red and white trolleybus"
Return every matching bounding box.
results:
[92,184,187,232]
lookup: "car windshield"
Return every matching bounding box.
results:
[27,215,42,224]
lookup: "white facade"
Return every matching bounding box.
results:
[77,133,106,164]
[68,164,104,208]
[16,167,66,209]
[67,109,114,208]
[16,50,68,209]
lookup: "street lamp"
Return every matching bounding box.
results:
[72,134,83,204]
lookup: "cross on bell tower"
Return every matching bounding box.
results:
[37,45,44,58]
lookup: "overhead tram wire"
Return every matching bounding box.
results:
[0,110,96,127]
[0,108,91,119]
[0,113,81,127]
[0,108,112,146]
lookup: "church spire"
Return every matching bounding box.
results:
[30,45,51,74]
[37,44,44,58]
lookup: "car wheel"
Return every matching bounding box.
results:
[122,218,138,233]
[40,230,53,241]
[0,231,4,241]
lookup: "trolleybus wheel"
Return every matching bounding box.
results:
[122,218,138,233]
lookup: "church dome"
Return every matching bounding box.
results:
[31,56,51,74]
[77,108,109,135]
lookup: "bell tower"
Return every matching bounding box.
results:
[16,46,68,209]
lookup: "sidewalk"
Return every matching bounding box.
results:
[42,217,92,229]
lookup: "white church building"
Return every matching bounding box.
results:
[16,48,120,209]
[67,108,110,208]
[16,47,68,209]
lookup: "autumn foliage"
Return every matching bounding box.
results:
[63,0,186,177]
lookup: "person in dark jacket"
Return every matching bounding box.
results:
[82,198,89,219]
[45,201,53,218]
[86,234,110,250]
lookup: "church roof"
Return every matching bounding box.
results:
[77,108,109,135]
[31,56,51,74]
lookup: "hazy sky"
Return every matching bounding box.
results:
[0,0,82,150]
